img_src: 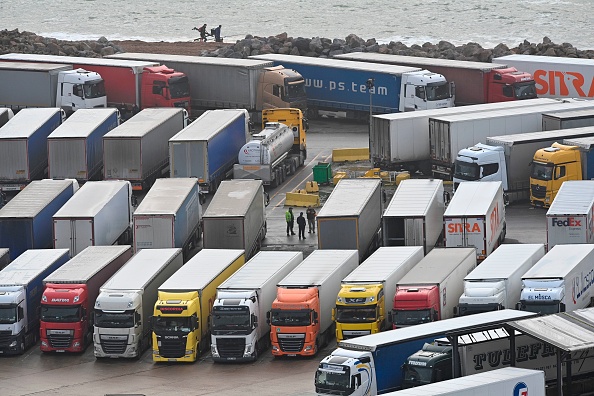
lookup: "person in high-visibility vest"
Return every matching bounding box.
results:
[285,207,295,236]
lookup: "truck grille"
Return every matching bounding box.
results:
[157,336,186,358]
[531,184,546,199]
[0,330,12,345]
[277,334,305,353]
[99,337,127,354]
[48,334,73,349]
[216,338,245,359]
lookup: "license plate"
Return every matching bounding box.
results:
[168,358,177,362]
[227,357,236,360]
[56,350,65,353]
[288,354,296,357]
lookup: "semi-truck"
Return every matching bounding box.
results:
[542,109,594,130]
[0,249,70,354]
[107,52,307,117]
[52,180,133,257]
[0,179,78,260]
[270,249,358,357]
[250,54,454,119]
[393,248,476,328]
[519,244,594,314]
[48,108,120,182]
[103,108,188,191]
[93,248,184,359]
[0,61,106,113]
[39,245,133,353]
[133,178,202,259]
[317,178,383,262]
[444,181,506,261]
[233,108,307,187]
[334,246,424,342]
[382,179,444,254]
[211,251,303,362]
[202,179,267,260]
[152,249,245,362]
[169,109,250,193]
[456,244,545,317]
[334,52,538,106]
[0,107,65,191]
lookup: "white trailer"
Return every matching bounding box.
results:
[542,109,594,130]
[519,244,594,314]
[456,244,545,316]
[444,181,505,261]
[211,251,303,362]
[382,179,444,254]
[53,180,132,257]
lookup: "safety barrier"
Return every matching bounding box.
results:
[332,147,370,162]
[285,190,320,207]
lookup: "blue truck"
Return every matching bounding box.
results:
[0,248,70,354]
[250,54,454,119]
[0,179,78,260]
[0,108,65,192]
[169,109,250,193]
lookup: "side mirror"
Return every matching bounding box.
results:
[252,313,258,329]
[266,311,271,325]
[453,306,458,317]
[433,310,438,321]
[387,311,393,323]
[313,311,319,324]
[191,316,198,330]
[515,302,522,310]
[359,356,371,364]
[560,303,566,313]
[331,308,336,322]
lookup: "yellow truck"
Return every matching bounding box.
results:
[152,249,245,362]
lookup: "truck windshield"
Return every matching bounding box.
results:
[94,309,135,328]
[83,80,106,99]
[315,368,352,395]
[169,76,191,99]
[153,317,192,334]
[530,162,553,181]
[521,301,559,315]
[285,81,307,101]
[211,306,251,332]
[426,82,452,101]
[0,305,17,324]
[454,161,479,181]
[393,309,431,326]
[514,82,538,99]
[335,306,377,323]
[402,365,433,388]
[41,304,81,322]
[270,309,311,326]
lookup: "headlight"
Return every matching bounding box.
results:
[272,346,279,351]
[304,345,312,351]
[9,341,17,347]
[73,342,80,348]
[337,296,344,303]
[211,345,219,357]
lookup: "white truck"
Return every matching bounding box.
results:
[53,180,133,257]
[546,180,594,249]
[382,179,444,254]
[542,109,594,130]
[456,244,545,317]
[210,251,303,362]
[444,181,506,262]
[93,248,184,359]
[519,244,594,314]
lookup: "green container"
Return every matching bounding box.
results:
[312,162,332,184]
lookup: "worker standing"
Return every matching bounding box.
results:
[297,212,307,240]
[306,206,317,233]
[213,25,222,42]
[285,207,295,236]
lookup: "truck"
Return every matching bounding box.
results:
[545,180,594,249]
[211,251,303,362]
[48,108,120,182]
[0,249,9,270]
[270,249,358,357]
[0,53,191,115]
[52,180,133,257]
[0,179,78,260]
[103,108,188,191]
[393,248,476,328]
[106,52,307,117]
[250,54,454,119]
[317,178,383,262]
[39,245,133,353]
[93,248,184,359]
[169,109,250,193]
[443,181,506,261]
[382,179,444,254]
[519,244,594,314]
[152,249,245,362]
[456,244,545,317]
[542,109,594,130]
[233,108,307,187]
[132,178,202,259]
[334,52,538,106]
[202,179,267,260]
[0,107,65,191]
[334,246,424,342]
[0,248,70,354]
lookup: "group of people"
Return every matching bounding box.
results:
[285,206,317,240]
[193,24,223,42]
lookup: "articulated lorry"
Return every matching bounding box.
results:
[53,180,133,257]
[103,108,188,191]
[0,107,65,191]
[317,178,383,262]
[456,244,545,317]
[382,179,444,254]
[543,109,594,130]
[251,54,454,119]
[270,249,358,357]
[334,52,537,106]
[334,246,424,342]
[211,251,303,362]
[0,249,70,354]
[169,109,250,193]
[152,249,245,362]
[93,248,183,359]
[48,108,120,182]
[0,179,78,260]
[393,248,476,328]
[40,245,133,353]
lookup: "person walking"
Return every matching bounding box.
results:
[194,24,208,42]
[285,207,295,236]
[297,212,307,240]
[306,206,316,233]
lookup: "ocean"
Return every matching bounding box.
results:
[2,0,593,49]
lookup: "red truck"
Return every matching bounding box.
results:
[39,245,133,353]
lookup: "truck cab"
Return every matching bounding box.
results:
[0,286,28,354]
[315,349,376,396]
[518,280,565,314]
[401,343,453,388]
[453,144,508,192]
[457,280,507,316]
[56,69,107,114]
[392,286,439,328]
[140,65,191,112]
[488,67,537,103]
[334,283,385,342]
[262,108,307,161]
[258,66,307,113]
[400,70,454,112]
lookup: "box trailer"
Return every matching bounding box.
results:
[542,109,594,130]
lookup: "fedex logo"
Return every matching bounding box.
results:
[534,69,594,98]
[551,217,582,227]
[513,381,528,396]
